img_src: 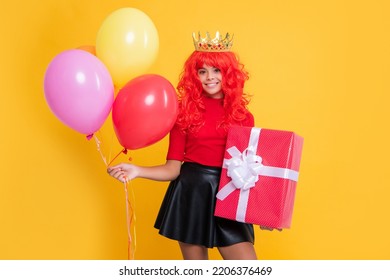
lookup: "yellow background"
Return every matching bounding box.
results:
[1,0,389,260]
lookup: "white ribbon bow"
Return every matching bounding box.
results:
[216,127,299,222]
[224,146,262,191]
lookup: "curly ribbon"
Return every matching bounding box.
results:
[109,149,137,260]
[216,127,299,222]
[124,180,137,260]
[91,133,136,259]
[93,134,108,166]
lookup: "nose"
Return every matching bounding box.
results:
[206,71,214,80]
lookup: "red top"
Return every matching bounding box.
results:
[166,96,254,167]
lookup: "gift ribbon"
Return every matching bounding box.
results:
[216,127,299,222]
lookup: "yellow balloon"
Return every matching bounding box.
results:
[96,8,159,87]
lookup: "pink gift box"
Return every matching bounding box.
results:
[214,126,303,228]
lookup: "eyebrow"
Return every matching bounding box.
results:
[198,66,217,70]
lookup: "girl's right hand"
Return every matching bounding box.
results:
[107,163,140,183]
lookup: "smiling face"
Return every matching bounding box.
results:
[197,64,223,99]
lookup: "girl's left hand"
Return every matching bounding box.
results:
[259,226,283,232]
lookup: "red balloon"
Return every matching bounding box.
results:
[112,74,178,149]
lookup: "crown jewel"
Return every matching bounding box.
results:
[192,31,233,52]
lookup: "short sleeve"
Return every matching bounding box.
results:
[166,124,186,161]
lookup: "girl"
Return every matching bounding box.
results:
[108,32,257,260]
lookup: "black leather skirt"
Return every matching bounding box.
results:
[154,162,254,248]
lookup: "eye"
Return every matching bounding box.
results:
[198,69,206,75]
[214,68,221,73]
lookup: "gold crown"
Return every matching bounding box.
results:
[192,31,233,52]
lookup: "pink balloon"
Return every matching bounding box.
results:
[44,49,114,136]
[112,74,178,149]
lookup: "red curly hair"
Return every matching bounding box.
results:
[176,51,251,133]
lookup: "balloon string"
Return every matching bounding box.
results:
[108,131,115,168]
[92,132,135,258]
[93,134,108,166]
[124,179,136,260]
[107,148,127,167]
